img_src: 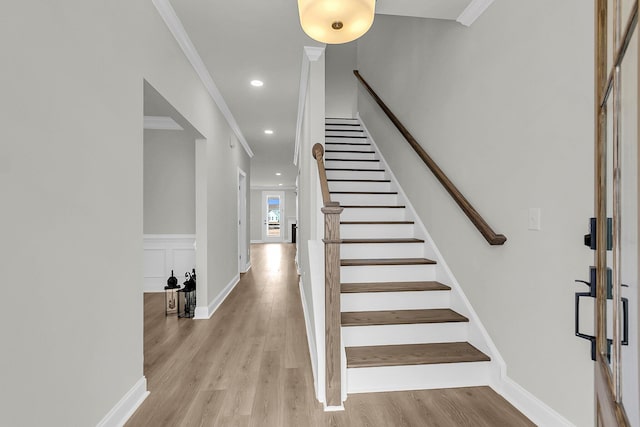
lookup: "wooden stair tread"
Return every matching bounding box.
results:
[331,191,397,195]
[341,258,436,266]
[325,142,371,146]
[328,179,390,182]
[341,309,467,326]
[341,221,414,224]
[342,281,451,293]
[325,168,385,172]
[325,135,368,138]
[325,150,375,153]
[341,238,424,244]
[325,159,380,162]
[345,342,490,368]
[341,205,405,209]
[325,129,364,132]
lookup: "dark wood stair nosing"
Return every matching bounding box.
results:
[341,205,405,209]
[345,342,491,368]
[328,179,391,182]
[340,257,436,266]
[340,238,424,244]
[341,308,467,327]
[330,191,397,195]
[341,281,451,293]
[340,221,414,225]
[325,168,385,172]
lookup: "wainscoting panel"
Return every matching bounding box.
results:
[144,234,196,292]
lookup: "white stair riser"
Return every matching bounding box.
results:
[341,264,436,282]
[325,143,371,152]
[346,362,492,393]
[332,193,398,206]
[325,137,369,144]
[326,122,359,127]
[341,290,450,312]
[342,322,467,347]
[326,170,386,180]
[340,224,415,239]
[340,208,406,222]
[341,242,424,259]
[325,160,381,170]
[329,181,391,192]
[324,153,376,162]
[326,131,366,137]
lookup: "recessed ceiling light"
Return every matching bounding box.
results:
[278,183,283,186]
[275,172,282,176]
[250,80,263,87]
[264,129,274,135]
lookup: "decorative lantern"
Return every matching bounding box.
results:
[297,0,375,44]
[178,269,196,318]
[164,270,180,316]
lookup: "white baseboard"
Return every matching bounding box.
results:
[250,240,263,244]
[193,274,240,320]
[495,376,575,427]
[97,377,149,427]
[298,277,318,400]
[241,262,251,273]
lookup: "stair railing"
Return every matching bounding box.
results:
[353,70,507,246]
[312,143,343,407]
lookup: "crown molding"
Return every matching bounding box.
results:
[144,116,184,130]
[456,0,495,27]
[152,0,254,158]
[294,45,326,166]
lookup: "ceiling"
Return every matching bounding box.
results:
[167,0,483,188]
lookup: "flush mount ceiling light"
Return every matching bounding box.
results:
[264,129,274,135]
[250,80,264,87]
[297,0,375,44]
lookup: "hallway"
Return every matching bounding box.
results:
[127,244,534,426]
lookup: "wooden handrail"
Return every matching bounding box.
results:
[312,143,334,207]
[312,143,343,407]
[353,70,507,246]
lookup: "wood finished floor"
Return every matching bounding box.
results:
[127,243,535,427]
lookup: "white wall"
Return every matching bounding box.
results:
[144,129,195,234]
[356,3,594,425]
[0,1,250,425]
[326,42,358,119]
[250,189,297,242]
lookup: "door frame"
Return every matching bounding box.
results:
[593,1,638,425]
[262,191,285,243]
[238,168,248,273]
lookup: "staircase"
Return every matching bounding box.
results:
[324,117,496,394]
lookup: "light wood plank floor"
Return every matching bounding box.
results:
[127,243,535,427]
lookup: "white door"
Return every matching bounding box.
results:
[262,191,285,243]
[238,169,247,272]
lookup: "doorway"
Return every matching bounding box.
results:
[262,191,285,243]
[593,1,638,425]
[238,168,248,272]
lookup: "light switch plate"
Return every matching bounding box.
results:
[528,208,541,231]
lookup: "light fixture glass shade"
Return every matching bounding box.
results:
[298,0,375,44]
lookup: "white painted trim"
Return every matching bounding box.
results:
[151,0,254,158]
[324,405,345,412]
[96,377,149,427]
[299,277,318,400]
[194,273,240,319]
[241,262,251,273]
[494,377,575,427]
[456,0,495,27]
[250,240,264,244]
[143,116,184,130]
[294,46,326,166]
[238,167,248,275]
[357,115,572,427]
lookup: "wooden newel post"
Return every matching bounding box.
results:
[322,201,343,407]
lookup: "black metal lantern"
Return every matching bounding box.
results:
[178,269,196,318]
[164,270,180,316]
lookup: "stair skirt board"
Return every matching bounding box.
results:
[346,362,492,394]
